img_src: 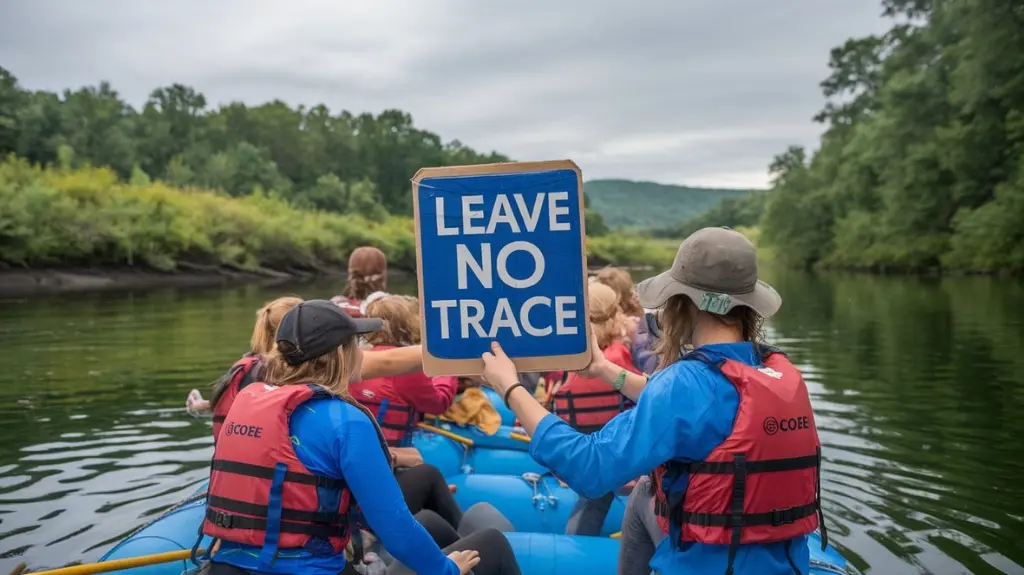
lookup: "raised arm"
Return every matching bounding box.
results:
[361,345,423,379]
[338,410,458,575]
[393,373,459,415]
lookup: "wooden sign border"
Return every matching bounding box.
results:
[411,159,592,377]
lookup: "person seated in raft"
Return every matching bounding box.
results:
[184,297,427,438]
[351,295,458,454]
[479,227,828,575]
[197,299,520,575]
[547,281,641,537]
[592,265,663,375]
[332,246,388,318]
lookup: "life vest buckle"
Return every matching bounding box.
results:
[209,510,234,529]
[771,508,795,527]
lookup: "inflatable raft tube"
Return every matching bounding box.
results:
[96,495,620,575]
[420,420,532,452]
[97,490,849,575]
[412,427,546,477]
[448,472,627,536]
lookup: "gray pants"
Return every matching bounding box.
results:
[565,491,616,536]
[617,476,666,575]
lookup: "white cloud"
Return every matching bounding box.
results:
[0,0,892,187]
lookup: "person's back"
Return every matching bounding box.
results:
[643,342,814,575]
[351,297,457,447]
[479,227,825,575]
[201,300,479,575]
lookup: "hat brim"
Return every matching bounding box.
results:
[352,317,384,334]
[636,270,782,319]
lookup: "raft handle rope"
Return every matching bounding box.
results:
[520,472,558,510]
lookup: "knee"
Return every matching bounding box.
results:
[419,463,445,483]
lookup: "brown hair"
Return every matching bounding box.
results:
[262,338,394,482]
[211,296,303,407]
[346,247,387,300]
[250,296,304,355]
[588,281,632,350]
[593,266,642,317]
[653,294,765,370]
[364,296,420,347]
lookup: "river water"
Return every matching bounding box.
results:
[0,271,1022,574]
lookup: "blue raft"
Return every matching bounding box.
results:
[411,425,544,477]
[98,478,849,575]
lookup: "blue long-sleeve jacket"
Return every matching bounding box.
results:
[529,342,811,575]
[213,398,459,575]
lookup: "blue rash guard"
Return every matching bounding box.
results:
[213,398,459,575]
[529,342,811,575]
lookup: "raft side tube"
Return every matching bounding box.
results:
[448,473,626,536]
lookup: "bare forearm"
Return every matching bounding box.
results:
[362,345,423,379]
[590,361,648,402]
[504,384,551,436]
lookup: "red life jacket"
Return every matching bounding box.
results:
[332,296,365,318]
[651,346,826,575]
[552,340,638,433]
[202,382,390,566]
[211,353,262,440]
[349,345,421,447]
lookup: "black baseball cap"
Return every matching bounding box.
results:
[276,299,382,366]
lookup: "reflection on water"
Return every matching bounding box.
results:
[0,272,1022,574]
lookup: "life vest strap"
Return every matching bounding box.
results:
[679,502,819,528]
[682,453,819,475]
[560,389,622,399]
[211,459,347,490]
[208,495,347,525]
[205,508,349,539]
[554,404,624,415]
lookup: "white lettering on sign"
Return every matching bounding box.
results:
[431,296,580,340]
[555,296,578,335]
[548,191,570,231]
[428,187,582,342]
[456,242,544,290]
[433,192,572,237]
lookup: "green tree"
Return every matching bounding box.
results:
[756,0,1024,274]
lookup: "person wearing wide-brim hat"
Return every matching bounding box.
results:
[480,227,827,575]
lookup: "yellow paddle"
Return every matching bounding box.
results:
[24,548,206,575]
[417,422,474,446]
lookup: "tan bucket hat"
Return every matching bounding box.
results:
[635,227,781,318]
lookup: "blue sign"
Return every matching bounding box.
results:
[412,160,590,375]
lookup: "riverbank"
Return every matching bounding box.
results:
[0,158,678,297]
[0,266,348,297]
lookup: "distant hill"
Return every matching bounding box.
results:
[584,179,756,229]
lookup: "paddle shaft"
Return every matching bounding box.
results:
[28,548,205,575]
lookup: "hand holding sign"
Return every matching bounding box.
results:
[413,160,592,376]
[479,341,518,396]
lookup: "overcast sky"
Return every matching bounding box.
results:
[0,0,890,188]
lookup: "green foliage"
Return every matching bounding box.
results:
[587,234,676,269]
[652,191,768,239]
[756,0,1024,273]
[0,157,674,272]
[583,179,754,229]
[0,69,509,216]
[0,156,418,272]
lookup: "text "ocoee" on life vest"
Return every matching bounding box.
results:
[224,422,264,438]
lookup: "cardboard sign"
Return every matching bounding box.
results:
[412,160,591,376]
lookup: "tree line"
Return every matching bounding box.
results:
[0,66,513,216]
[660,0,1022,274]
[755,0,1023,273]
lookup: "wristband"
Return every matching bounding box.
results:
[613,370,627,391]
[503,383,525,407]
